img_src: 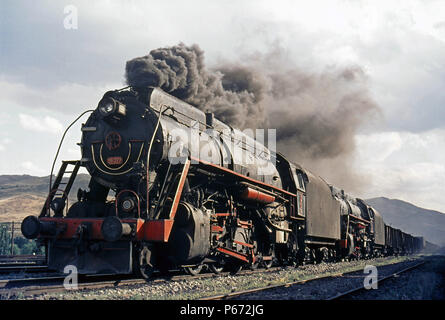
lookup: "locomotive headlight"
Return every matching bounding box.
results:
[98,97,126,121]
[99,102,115,116]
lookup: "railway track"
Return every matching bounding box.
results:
[0,255,48,275]
[201,271,346,300]
[0,265,49,274]
[201,259,426,300]
[0,257,425,300]
[0,254,47,275]
[0,274,142,297]
[0,266,283,298]
[326,260,425,300]
[0,255,46,264]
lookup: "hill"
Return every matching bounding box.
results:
[365,197,445,247]
[0,174,90,199]
[0,174,91,223]
[0,194,48,223]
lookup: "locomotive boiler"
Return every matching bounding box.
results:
[21,86,427,278]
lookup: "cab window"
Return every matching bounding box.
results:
[296,170,305,191]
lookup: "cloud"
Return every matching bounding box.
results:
[2,0,445,132]
[19,113,64,134]
[0,78,120,115]
[354,129,445,211]
[21,161,46,175]
[355,132,403,162]
[0,138,12,152]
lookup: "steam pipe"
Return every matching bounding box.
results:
[146,105,170,218]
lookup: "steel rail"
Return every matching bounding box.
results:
[0,265,49,274]
[200,271,346,300]
[201,259,424,300]
[0,255,45,263]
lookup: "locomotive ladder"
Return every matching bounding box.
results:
[40,160,81,217]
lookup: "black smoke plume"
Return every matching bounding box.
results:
[125,44,265,129]
[125,43,380,192]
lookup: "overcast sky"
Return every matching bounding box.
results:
[1,0,445,212]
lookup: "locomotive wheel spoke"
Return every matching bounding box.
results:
[262,251,274,269]
[184,264,203,276]
[209,263,224,274]
[226,258,243,275]
[250,260,259,270]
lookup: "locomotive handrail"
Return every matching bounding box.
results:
[146,104,171,217]
[49,109,94,193]
[151,102,213,130]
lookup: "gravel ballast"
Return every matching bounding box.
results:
[342,255,445,300]
[231,258,425,299]
[13,255,422,300]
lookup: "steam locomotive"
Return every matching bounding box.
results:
[21,86,427,278]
